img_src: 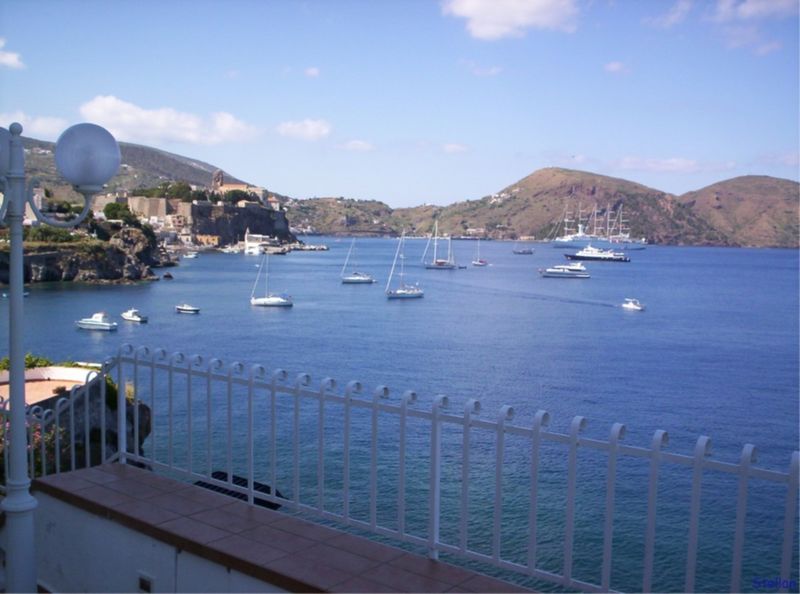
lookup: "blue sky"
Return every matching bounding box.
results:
[1,0,797,207]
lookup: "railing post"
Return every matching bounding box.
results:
[117,354,127,464]
[206,358,223,479]
[269,369,287,505]
[398,390,416,538]
[292,373,310,507]
[563,415,586,586]
[601,422,626,591]
[493,405,514,562]
[779,451,799,593]
[428,394,448,560]
[643,429,668,593]
[460,398,480,553]
[317,378,335,513]
[343,380,362,521]
[248,365,267,506]
[684,435,711,593]
[371,386,389,530]
[730,444,756,592]
[528,410,550,575]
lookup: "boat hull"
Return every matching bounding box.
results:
[76,321,117,331]
[386,291,424,299]
[565,253,630,262]
[540,270,590,278]
[250,296,293,307]
[341,274,376,284]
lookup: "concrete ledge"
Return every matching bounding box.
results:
[33,464,534,593]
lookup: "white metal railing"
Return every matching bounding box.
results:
[1,364,116,488]
[3,344,799,593]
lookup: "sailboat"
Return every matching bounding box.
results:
[386,232,423,299]
[423,220,456,269]
[250,254,293,307]
[471,239,488,266]
[340,238,376,284]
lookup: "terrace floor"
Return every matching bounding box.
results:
[33,464,535,593]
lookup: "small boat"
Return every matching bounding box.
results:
[341,238,376,284]
[2,291,30,297]
[162,272,173,280]
[565,245,630,262]
[512,241,534,255]
[386,231,424,300]
[472,239,489,267]
[622,298,645,311]
[175,303,200,314]
[539,263,590,278]
[76,312,118,331]
[250,254,293,307]
[183,251,198,259]
[422,220,457,270]
[121,308,148,323]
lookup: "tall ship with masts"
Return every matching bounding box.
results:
[550,203,647,250]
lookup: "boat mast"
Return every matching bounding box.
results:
[251,255,264,299]
[341,238,354,277]
[386,233,403,292]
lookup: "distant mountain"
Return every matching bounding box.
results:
[679,175,798,248]
[292,168,797,247]
[20,135,798,247]
[21,137,247,198]
[405,167,732,245]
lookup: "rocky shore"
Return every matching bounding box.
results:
[0,227,164,285]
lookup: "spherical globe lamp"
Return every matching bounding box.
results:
[55,123,120,188]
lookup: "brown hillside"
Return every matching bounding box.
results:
[679,176,799,248]
[409,168,730,245]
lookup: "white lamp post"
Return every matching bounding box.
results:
[0,122,119,592]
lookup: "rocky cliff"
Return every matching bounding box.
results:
[188,202,295,244]
[0,227,159,285]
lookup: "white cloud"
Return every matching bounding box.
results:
[604,61,629,74]
[462,60,503,76]
[645,0,692,28]
[79,95,258,145]
[340,140,375,152]
[443,143,468,153]
[0,38,25,69]
[714,0,798,21]
[617,156,737,173]
[0,111,68,139]
[276,118,331,141]
[756,151,800,167]
[755,40,782,55]
[442,0,578,40]
[304,66,321,78]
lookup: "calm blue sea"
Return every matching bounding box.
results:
[1,239,798,591]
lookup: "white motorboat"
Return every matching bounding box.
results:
[76,312,118,331]
[565,245,630,262]
[183,251,198,259]
[175,303,200,314]
[622,298,645,311]
[250,254,293,307]
[386,231,424,299]
[121,308,148,323]
[539,263,590,278]
[341,238,376,284]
